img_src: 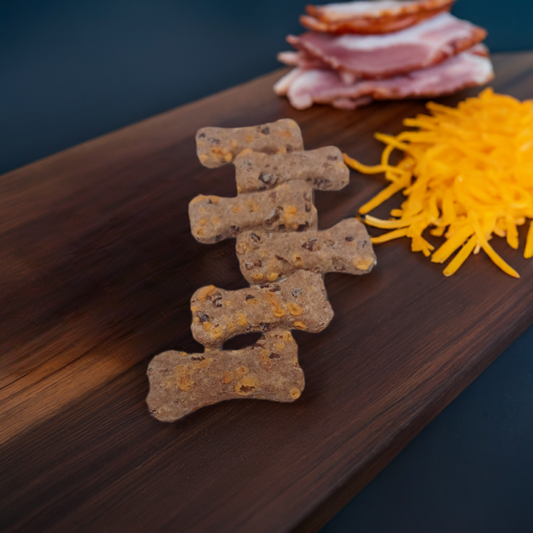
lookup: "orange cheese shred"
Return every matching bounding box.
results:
[344,88,533,277]
[525,221,533,259]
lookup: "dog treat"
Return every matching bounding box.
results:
[189,181,317,244]
[234,146,349,193]
[147,329,304,422]
[191,270,334,349]
[196,119,304,168]
[146,118,376,423]
[237,218,377,284]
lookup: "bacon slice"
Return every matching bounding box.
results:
[302,0,455,35]
[278,50,357,85]
[273,66,303,97]
[288,13,487,81]
[275,47,494,110]
[278,42,489,71]
[277,51,326,70]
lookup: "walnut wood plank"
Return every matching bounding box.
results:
[2,51,533,533]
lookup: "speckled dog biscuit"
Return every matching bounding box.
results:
[190,270,334,349]
[146,329,304,422]
[236,218,376,284]
[145,118,378,423]
[234,146,349,193]
[196,119,304,168]
[189,182,316,244]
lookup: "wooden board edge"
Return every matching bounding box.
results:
[290,310,533,533]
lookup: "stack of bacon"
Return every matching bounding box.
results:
[274,0,494,110]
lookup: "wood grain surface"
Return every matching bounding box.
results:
[2,51,533,533]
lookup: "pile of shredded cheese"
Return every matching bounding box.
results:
[344,88,533,277]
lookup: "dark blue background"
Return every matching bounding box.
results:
[2,2,533,532]
[3,0,533,175]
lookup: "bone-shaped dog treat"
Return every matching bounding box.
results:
[146,118,376,423]
[236,218,377,284]
[190,270,334,349]
[234,146,349,193]
[146,329,304,422]
[189,181,317,244]
[196,119,304,169]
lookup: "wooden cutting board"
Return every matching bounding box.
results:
[2,51,533,533]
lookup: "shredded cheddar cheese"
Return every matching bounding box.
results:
[344,89,533,277]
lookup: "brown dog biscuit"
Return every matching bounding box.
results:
[146,329,305,422]
[189,182,317,244]
[236,218,376,284]
[234,146,349,193]
[196,119,304,168]
[190,270,333,349]
[146,118,379,424]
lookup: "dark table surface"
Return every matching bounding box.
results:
[2,1,533,532]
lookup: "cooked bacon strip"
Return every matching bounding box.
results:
[278,42,489,87]
[276,47,493,110]
[307,0,454,22]
[302,0,455,34]
[467,42,491,57]
[273,66,303,96]
[278,50,358,85]
[288,13,487,80]
[277,51,327,70]
[279,43,489,69]
[330,96,374,110]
